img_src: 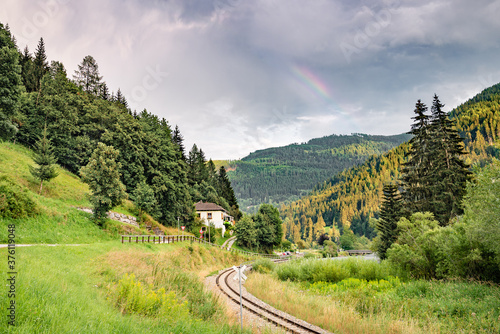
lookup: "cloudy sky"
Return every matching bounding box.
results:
[2,0,500,159]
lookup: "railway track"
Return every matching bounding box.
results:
[215,259,332,334]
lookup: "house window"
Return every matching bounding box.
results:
[207,212,212,219]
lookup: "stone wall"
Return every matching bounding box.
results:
[75,207,139,228]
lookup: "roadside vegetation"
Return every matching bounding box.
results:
[246,257,500,334]
[0,242,253,333]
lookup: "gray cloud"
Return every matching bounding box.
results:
[3,0,500,159]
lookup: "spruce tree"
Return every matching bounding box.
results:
[33,37,49,92]
[29,125,59,194]
[20,46,37,92]
[0,24,22,141]
[376,184,403,259]
[172,125,186,161]
[427,95,471,225]
[401,100,431,214]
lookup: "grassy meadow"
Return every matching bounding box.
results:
[0,242,254,333]
[246,257,500,334]
[0,142,254,333]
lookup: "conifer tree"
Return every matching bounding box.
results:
[29,125,59,194]
[20,46,37,92]
[73,55,103,96]
[0,24,22,140]
[172,125,186,161]
[401,100,431,214]
[376,184,403,259]
[114,88,128,108]
[33,37,49,92]
[427,95,471,225]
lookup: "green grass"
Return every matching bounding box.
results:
[0,242,252,333]
[0,142,89,206]
[0,142,149,243]
[275,257,395,283]
[249,257,500,333]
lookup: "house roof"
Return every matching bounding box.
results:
[194,201,230,214]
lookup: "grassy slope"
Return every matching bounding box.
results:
[0,142,144,244]
[0,243,251,333]
[0,142,252,333]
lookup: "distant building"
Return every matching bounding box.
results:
[194,201,234,236]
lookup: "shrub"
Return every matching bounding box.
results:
[113,273,189,319]
[252,258,275,274]
[275,257,395,283]
[0,176,38,218]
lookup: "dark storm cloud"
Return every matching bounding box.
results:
[2,0,500,158]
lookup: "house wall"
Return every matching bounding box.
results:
[198,211,226,236]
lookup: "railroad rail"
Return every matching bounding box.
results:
[216,260,332,334]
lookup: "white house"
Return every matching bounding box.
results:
[194,201,234,237]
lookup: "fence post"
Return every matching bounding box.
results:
[121,236,124,244]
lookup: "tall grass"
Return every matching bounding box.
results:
[246,258,500,334]
[275,257,395,283]
[0,243,253,333]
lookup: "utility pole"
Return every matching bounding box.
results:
[177,216,179,234]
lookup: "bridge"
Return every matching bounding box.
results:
[346,249,373,256]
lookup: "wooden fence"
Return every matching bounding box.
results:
[120,234,280,259]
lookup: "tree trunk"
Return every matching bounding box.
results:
[39,180,43,195]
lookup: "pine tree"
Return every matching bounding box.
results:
[100,82,110,100]
[114,88,128,108]
[427,95,471,225]
[376,184,403,259]
[20,46,37,92]
[29,125,59,194]
[0,24,22,141]
[79,142,127,224]
[401,100,432,214]
[172,125,186,161]
[33,37,49,92]
[73,55,103,96]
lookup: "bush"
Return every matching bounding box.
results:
[0,176,38,218]
[113,273,189,319]
[275,257,395,283]
[252,258,275,274]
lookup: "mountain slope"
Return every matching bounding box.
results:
[280,83,500,240]
[227,133,411,210]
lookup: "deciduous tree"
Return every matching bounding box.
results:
[80,142,126,224]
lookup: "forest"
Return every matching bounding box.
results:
[227,133,410,209]
[280,83,500,244]
[0,23,240,229]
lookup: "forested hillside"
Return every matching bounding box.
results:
[281,83,500,243]
[0,23,239,229]
[228,133,410,210]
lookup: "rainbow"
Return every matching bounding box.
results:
[291,65,331,101]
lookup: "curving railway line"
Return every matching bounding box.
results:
[215,259,333,334]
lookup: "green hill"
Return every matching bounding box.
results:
[281,83,500,240]
[227,133,411,211]
[0,143,251,334]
